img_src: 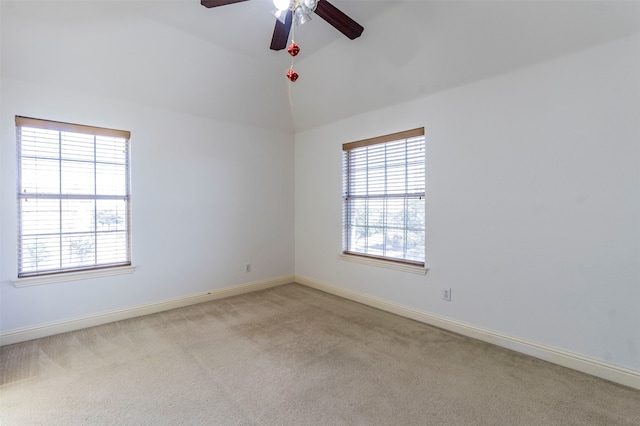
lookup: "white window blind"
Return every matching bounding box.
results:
[342,128,425,266]
[16,116,131,278]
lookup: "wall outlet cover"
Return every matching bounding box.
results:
[443,288,451,301]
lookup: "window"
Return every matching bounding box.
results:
[16,116,131,278]
[342,127,425,266]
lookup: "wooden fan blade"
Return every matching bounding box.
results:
[314,0,364,40]
[200,0,249,8]
[270,10,293,51]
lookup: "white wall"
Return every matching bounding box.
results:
[0,78,295,332]
[295,35,640,372]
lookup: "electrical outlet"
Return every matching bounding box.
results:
[443,288,451,301]
[244,263,251,273]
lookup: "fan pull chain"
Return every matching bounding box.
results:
[290,23,295,69]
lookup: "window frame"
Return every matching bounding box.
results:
[342,127,426,270]
[15,116,132,281]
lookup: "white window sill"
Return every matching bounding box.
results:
[13,265,136,288]
[339,254,428,275]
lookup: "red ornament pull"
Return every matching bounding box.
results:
[286,68,299,82]
[287,42,300,57]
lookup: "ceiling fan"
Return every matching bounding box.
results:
[200,0,364,51]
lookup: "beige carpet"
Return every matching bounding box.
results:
[1,283,639,425]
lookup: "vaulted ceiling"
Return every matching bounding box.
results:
[2,0,639,132]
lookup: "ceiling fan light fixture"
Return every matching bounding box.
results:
[272,8,288,24]
[302,0,318,11]
[272,0,291,12]
[294,6,312,25]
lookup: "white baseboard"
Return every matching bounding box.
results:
[4,273,638,390]
[294,274,640,391]
[0,275,294,346]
